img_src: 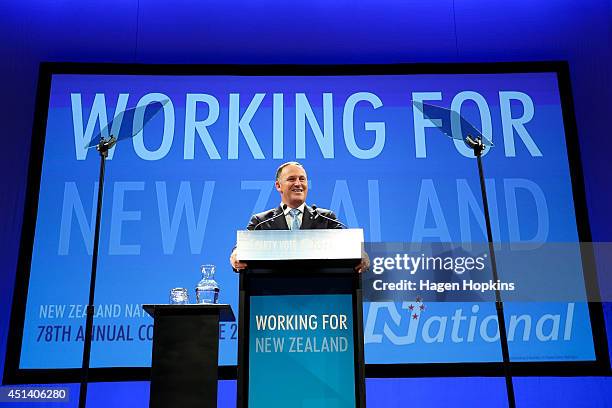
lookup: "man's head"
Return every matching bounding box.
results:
[275,161,308,208]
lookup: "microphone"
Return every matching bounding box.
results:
[311,204,346,228]
[253,204,288,230]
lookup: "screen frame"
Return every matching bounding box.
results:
[3,61,610,385]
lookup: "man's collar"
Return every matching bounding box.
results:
[281,202,306,215]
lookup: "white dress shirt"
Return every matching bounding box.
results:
[282,202,306,230]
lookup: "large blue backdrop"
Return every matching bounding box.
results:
[1,1,611,407]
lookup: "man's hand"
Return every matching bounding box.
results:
[230,249,248,272]
[354,249,370,274]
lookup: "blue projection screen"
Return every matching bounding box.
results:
[5,63,602,380]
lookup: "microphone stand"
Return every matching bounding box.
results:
[78,136,116,408]
[311,205,347,229]
[466,135,516,408]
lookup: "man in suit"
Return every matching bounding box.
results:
[230,161,369,272]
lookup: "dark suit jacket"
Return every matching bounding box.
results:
[246,204,344,230]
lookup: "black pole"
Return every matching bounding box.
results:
[472,139,516,408]
[78,138,115,408]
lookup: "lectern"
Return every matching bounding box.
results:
[143,304,235,408]
[235,229,366,408]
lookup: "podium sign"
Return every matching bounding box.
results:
[236,229,365,408]
[237,229,363,261]
[248,293,357,407]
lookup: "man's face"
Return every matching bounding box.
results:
[275,164,308,208]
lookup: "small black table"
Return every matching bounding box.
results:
[143,304,235,408]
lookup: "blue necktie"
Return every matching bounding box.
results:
[289,208,301,230]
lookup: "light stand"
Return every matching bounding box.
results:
[466,135,516,408]
[413,100,517,407]
[74,99,167,407]
[78,136,116,408]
